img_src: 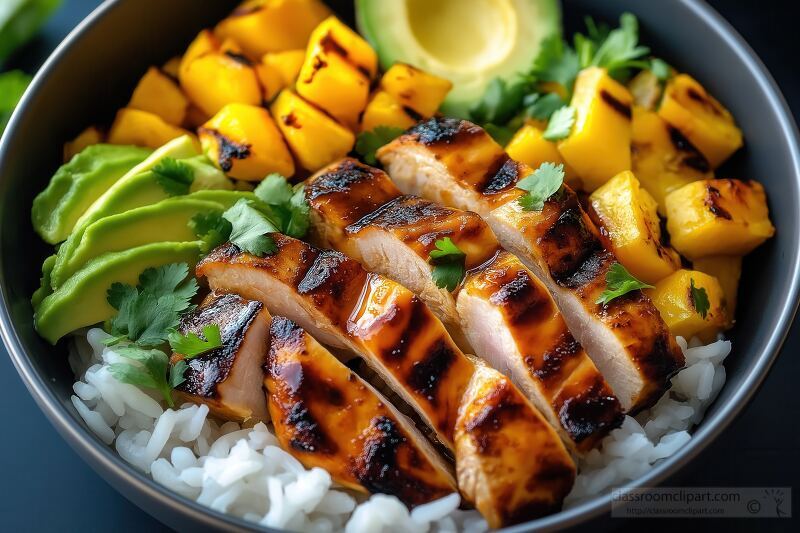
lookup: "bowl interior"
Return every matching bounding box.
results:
[0,0,797,531]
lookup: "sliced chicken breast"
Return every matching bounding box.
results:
[378,117,685,411]
[266,316,456,507]
[455,358,576,528]
[458,251,623,451]
[171,292,271,423]
[305,158,500,351]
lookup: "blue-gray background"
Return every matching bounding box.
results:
[1,1,797,531]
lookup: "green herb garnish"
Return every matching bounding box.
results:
[168,324,223,358]
[542,106,576,141]
[649,58,671,82]
[516,162,565,211]
[523,92,566,121]
[107,345,180,407]
[152,157,194,196]
[469,77,530,126]
[355,126,405,165]
[579,13,650,76]
[189,211,233,252]
[690,278,710,319]
[530,35,580,93]
[253,174,310,239]
[222,198,279,257]
[484,123,517,146]
[596,262,654,305]
[429,237,466,292]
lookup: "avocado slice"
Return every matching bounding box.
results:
[184,155,234,192]
[185,189,259,208]
[31,254,57,309]
[31,144,151,244]
[56,198,225,283]
[356,0,561,118]
[35,240,204,344]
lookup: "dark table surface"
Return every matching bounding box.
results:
[1,1,798,531]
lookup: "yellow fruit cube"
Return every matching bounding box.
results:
[380,63,452,117]
[200,103,295,181]
[648,269,728,343]
[631,106,713,214]
[63,126,104,162]
[665,178,775,260]
[590,171,681,284]
[255,61,285,101]
[360,90,416,132]
[658,74,743,168]
[180,52,262,117]
[296,16,376,129]
[692,255,742,324]
[215,0,331,57]
[262,49,305,85]
[129,67,189,126]
[558,67,633,191]
[506,124,581,189]
[108,108,197,150]
[271,90,355,172]
[162,56,182,79]
[179,30,220,81]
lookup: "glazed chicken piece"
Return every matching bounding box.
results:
[171,292,271,423]
[305,158,500,351]
[265,316,456,507]
[197,236,576,524]
[378,117,685,411]
[458,251,623,451]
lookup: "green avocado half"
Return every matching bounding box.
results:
[356,0,561,118]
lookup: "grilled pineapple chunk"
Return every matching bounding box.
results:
[590,171,680,284]
[129,67,189,126]
[631,106,713,214]
[296,16,376,129]
[360,90,417,132]
[557,67,633,191]
[665,179,775,260]
[108,108,197,150]
[380,63,452,117]
[180,52,262,117]
[179,30,219,81]
[506,124,581,189]
[693,255,742,324]
[63,126,104,162]
[648,269,728,343]
[215,0,331,58]
[262,49,305,85]
[271,90,355,172]
[200,103,294,180]
[658,74,743,168]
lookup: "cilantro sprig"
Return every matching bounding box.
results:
[596,263,654,305]
[152,157,194,196]
[169,324,223,358]
[355,126,405,165]
[254,174,310,239]
[516,162,565,211]
[429,237,466,292]
[107,345,184,407]
[690,278,710,319]
[222,198,279,257]
[190,211,232,252]
[542,106,576,141]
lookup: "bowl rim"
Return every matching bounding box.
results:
[1,0,799,531]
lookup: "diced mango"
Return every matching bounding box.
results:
[128,67,189,126]
[380,63,452,117]
[215,0,331,57]
[162,56,182,79]
[255,61,285,101]
[558,67,633,191]
[693,255,742,324]
[296,16,376,129]
[360,90,416,132]
[271,90,355,172]
[506,124,581,189]
[665,178,775,260]
[648,269,728,343]
[200,103,294,180]
[108,108,197,150]
[180,52,262,117]
[262,49,305,85]
[631,106,713,214]
[179,30,220,81]
[219,37,245,55]
[306,15,378,78]
[590,171,680,284]
[63,126,104,162]
[658,74,743,168]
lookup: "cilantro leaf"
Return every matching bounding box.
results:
[355,126,405,165]
[690,278,710,319]
[428,237,466,292]
[523,92,566,121]
[531,35,580,93]
[285,186,310,238]
[583,13,650,78]
[253,175,310,239]
[168,324,223,358]
[169,359,188,388]
[152,157,194,196]
[189,211,232,252]
[596,262,654,305]
[254,173,293,206]
[542,106,576,141]
[469,77,530,126]
[0,70,31,134]
[516,162,565,211]
[108,345,176,407]
[484,123,516,146]
[649,58,671,82]
[223,199,279,257]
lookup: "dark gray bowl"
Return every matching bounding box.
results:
[0,0,797,531]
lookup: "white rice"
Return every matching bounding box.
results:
[68,328,730,530]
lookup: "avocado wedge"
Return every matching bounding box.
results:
[31,144,151,244]
[56,198,225,283]
[31,254,57,309]
[356,0,560,118]
[184,155,234,192]
[35,240,204,344]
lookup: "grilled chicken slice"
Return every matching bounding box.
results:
[266,316,456,507]
[378,117,685,411]
[305,158,500,351]
[171,292,271,423]
[458,251,623,451]
[198,237,576,524]
[456,358,576,528]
